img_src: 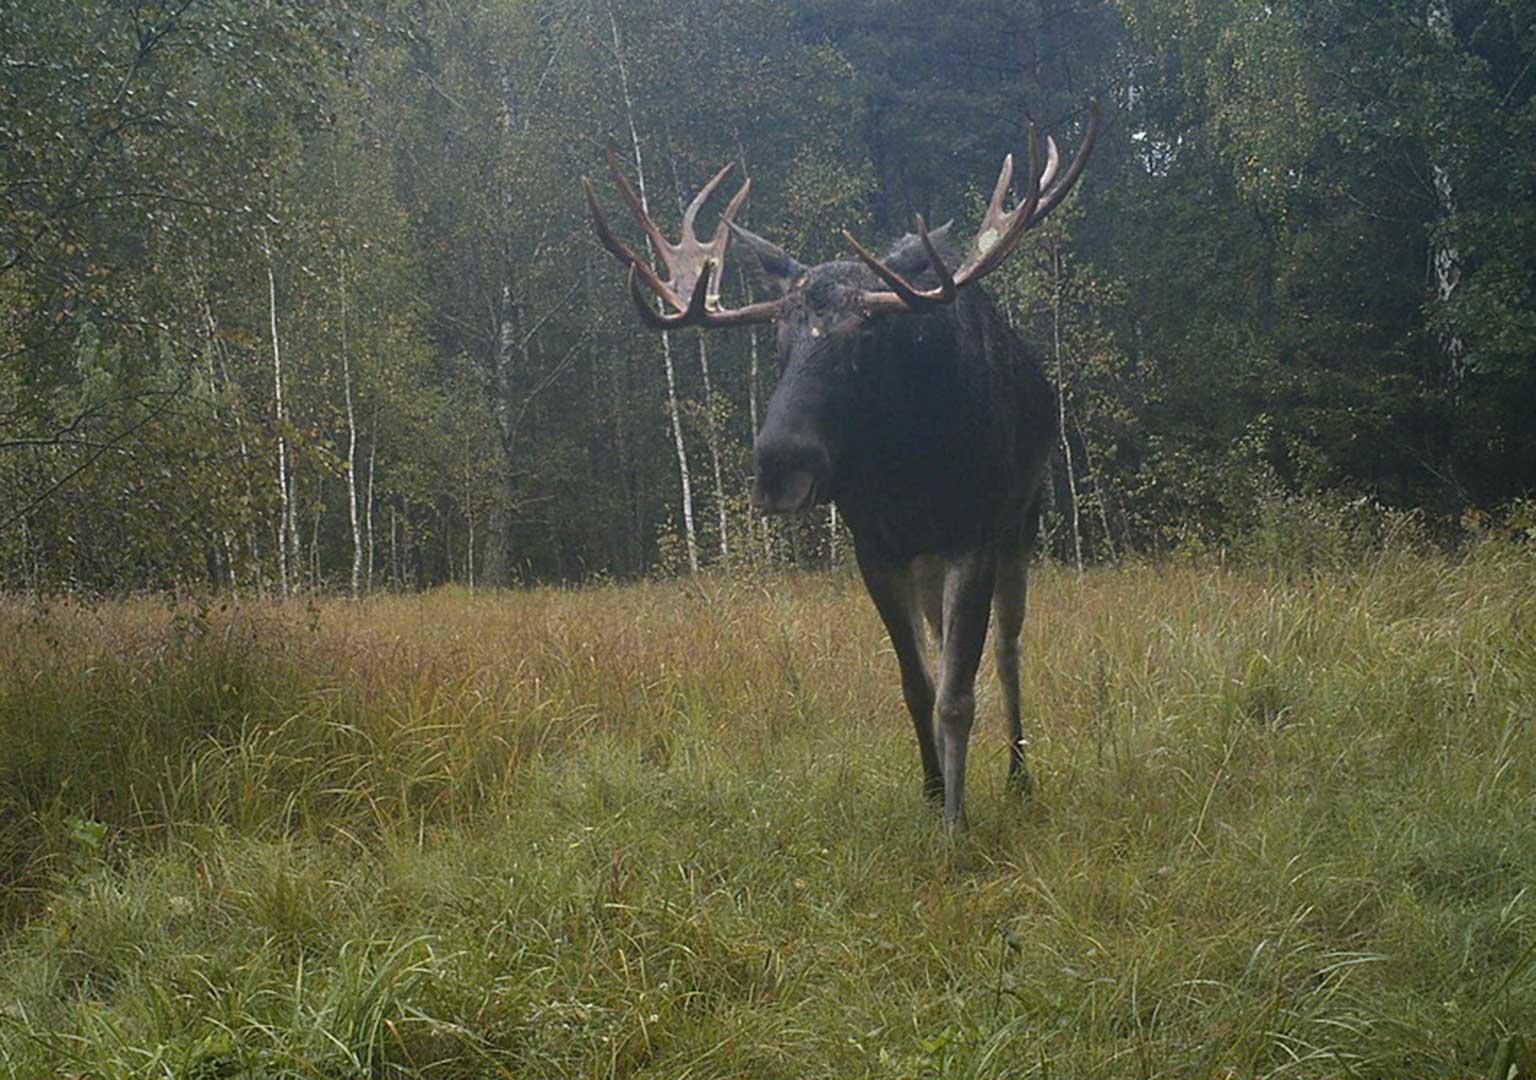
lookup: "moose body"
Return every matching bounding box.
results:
[745,238,1057,827]
[585,105,1099,829]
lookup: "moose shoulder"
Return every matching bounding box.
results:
[585,104,1101,830]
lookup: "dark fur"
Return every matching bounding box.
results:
[752,236,1056,567]
[731,225,1059,826]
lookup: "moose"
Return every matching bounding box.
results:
[584,104,1100,830]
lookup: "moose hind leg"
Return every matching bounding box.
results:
[860,559,943,802]
[994,549,1032,796]
[936,551,996,831]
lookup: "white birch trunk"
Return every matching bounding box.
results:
[481,283,520,586]
[747,320,761,441]
[697,335,729,562]
[365,413,377,593]
[609,4,698,573]
[197,282,240,588]
[208,313,259,585]
[262,229,293,596]
[1427,0,1466,382]
[309,474,322,584]
[746,293,771,560]
[659,334,699,572]
[339,252,362,597]
[1051,240,1083,574]
[390,502,399,588]
[287,470,301,588]
[465,461,475,591]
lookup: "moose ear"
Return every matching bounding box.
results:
[727,223,806,298]
[880,220,955,277]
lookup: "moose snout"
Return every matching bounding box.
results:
[751,435,831,515]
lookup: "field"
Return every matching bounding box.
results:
[2,545,1535,1078]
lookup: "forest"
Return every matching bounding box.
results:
[3,0,1534,591]
[5,6,1536,1075]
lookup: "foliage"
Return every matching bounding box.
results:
[2,0,1533,590]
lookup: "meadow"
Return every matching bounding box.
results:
[1,543,1534,1078]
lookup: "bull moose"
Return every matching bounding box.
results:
[584,104,1101,830]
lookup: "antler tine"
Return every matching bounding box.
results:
[583,175,640,266]
[584,175,686,312]
[604,143,672,258]
[680,161,735,243]
[702,176,752,305]
[844,224,952,311]
[915,215,957,300]
[987,153,1015,224]
[972,123,1045,279]
[712,176,751,247]
[1032,99,1102,224]
[961,122,1043,282]
[1036,135,1062,196]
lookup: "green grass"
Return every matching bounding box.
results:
[2,543,1535,1077]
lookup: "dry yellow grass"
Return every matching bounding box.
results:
[1,545,1534,1076]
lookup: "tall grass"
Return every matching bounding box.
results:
[1,542,1534,1077]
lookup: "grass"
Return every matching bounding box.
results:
[1,542,1534,1077]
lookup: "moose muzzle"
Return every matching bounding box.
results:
[751,435,831,515]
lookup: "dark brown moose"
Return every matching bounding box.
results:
[584,104,1101,830]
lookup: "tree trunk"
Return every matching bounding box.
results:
[1427,0,1466,383]
[390,501,399,588]
[465,461,475,591]
[745,283,771,562]
[262,229,294,596]
[609,4,698,573]
[212,325,260,587]
[310,473,323,585]
[734,141,769,563]
[339,253,362,597]
[1051,239,1083,574]
[659,334,699,573]
[365,408,377,593]
[1074,413,1118,563]
[481,283,520,587]
[698,335,729,562]
[196,280,242,589]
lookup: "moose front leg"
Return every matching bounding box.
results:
[993,547,1032,796]
[935,550,996,832]
[859,558,943,803]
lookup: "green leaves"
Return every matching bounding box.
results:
[3,0,1533,588]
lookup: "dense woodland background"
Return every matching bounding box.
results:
[3,0,1533,592]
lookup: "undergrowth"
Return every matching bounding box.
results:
[1,541,1534,1077]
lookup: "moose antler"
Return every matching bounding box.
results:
[583,145,780,329]
[847,100,1102,314]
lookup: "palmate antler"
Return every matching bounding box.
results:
[846,101,1102,315]
[582,145,780,329]
[586,101,1101,327]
